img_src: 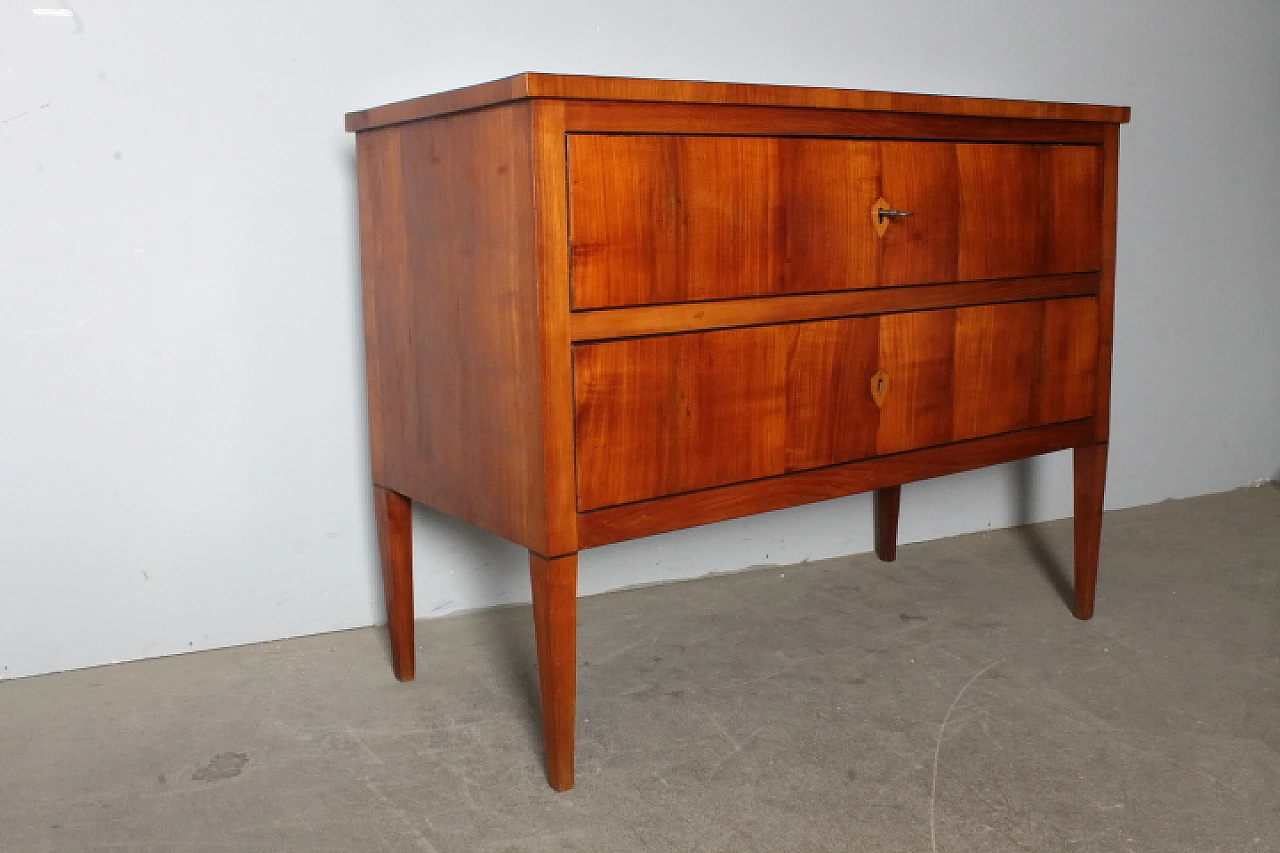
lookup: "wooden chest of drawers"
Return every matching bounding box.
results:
[346,74,1128,791]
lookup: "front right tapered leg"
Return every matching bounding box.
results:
[373,486,415,681]
[1072,443,1108,620]
[529,551,579,792]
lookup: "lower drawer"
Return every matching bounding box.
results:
[573,297,1098,510]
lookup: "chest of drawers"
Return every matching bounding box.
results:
[346,74,1128,791]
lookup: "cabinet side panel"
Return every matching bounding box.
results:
[358,104,547,550]
[357,127,411,486]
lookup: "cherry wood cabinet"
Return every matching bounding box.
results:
[346,74,1129,791]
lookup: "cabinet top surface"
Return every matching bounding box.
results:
[344,72,1131,132]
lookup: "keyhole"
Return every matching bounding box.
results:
[870,369,890,408]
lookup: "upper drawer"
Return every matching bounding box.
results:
[568,136,1101,309]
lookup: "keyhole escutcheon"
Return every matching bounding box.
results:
[870,370,890,408]
[871,197,914,237]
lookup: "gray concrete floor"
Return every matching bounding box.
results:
[3,488,1278,852]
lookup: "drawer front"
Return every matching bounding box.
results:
[568,136,1101,309]
[573,297,1098,510]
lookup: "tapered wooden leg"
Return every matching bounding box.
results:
[529,551,578,792]
[874,486,901,562]
[373,486,415,681]
[1072,443,1108,620]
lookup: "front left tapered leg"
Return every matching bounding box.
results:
[373,486,415,681]
[529,551,579,792]
[874,486,901,562]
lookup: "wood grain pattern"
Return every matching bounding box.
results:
[1072,443,1108,619]
[876,310,956,454]
[1095,125,1121,442]
[785,318,881,471]
[572,327,791,510]
[373,487,414,681]
[573,298,1099,510]
[874,486,901,562]
[951,301,1042,441]
[563,102,1108,144]
[345,72,1131,131]
[1038,297,1100,424]
[347,76,531,131]
[577,420,1094,548]
[1050,146,1105,275]
[569,137,1102,308]
[955,144,1042,280]
[531,101,580,557]
[782,140,883,297]
[357,127,409,486]
[358,103,551,552]
[567,273,1100,342]
[956,144,1102,280]
[879,143,960,285]
[530,551,578,791]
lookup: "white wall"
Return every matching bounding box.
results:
[3,1,1278,679]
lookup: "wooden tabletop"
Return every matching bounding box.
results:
[345,72,1131,132]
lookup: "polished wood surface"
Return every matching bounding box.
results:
[346,72,1131,131]
[530,552,578,791]
[356,103,553,553]
[1040,297,1102,424]
[564,102,1108,144]
[569,274,1098,342]
[577,420,1094,549]
[569,138,1101,308]
[951,302,1042,441]
[573,299,1098,509]
[1073,443,1108,619]
[1095,125,1121,443]
[373,487,414,681]
[356,128,406,487]
[874,486,901,562]
[875,310,955,455]
[349,76,1126,790]
[531,101,580,558]
[955,144,1101,281]
[574,321,792,509]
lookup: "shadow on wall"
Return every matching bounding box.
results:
[340,141,386,621]
[1009,457,1073,614]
